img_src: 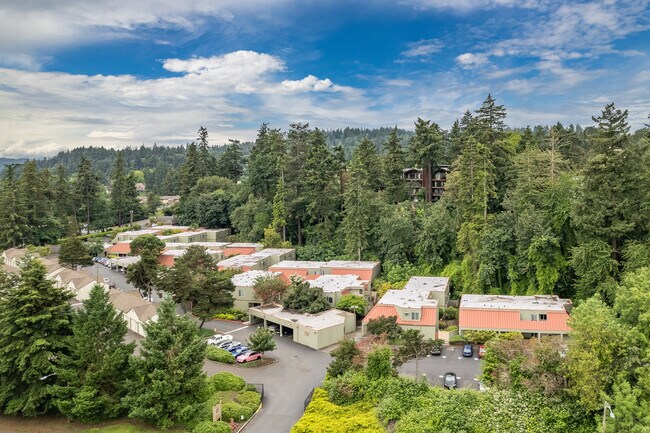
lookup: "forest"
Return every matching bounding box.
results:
[1,95,650,430]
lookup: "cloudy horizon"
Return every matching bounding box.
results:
[1,0,649,158]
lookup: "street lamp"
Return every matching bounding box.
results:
[602,401,615,432]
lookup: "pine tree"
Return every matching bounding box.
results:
[58,230,93,269]
[126,299,206,428]
[180,143,200,197]
[216,140,244,182]
[52,285,135,422]
[110,152,128,226]
[195,126,215,179]
[342,148,373,260]
[382,127,407,203]
[448,120,463,163]
[354,138,382,191]
[302,129,339,232]
[0,165,29,248]
[409,118,444,202]
[574,103,648,275]
[74,156,100,233]
[247,124,285,200]
[285,123,312,244]
[272,173,288,241]
[20,161,58,245]
[53,165,73,226]
[475,93,507,146]
[0,258,73,416]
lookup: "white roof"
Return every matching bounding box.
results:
[460,294,572,312]
[164,242,230,249]
[231,270,281,287]
[323,260,379,270]
[379,288,438,309]
[119,229,158,236]
[308,275,367,293]
[112,256,141,267]
[218,255,261,268]
[272,260,327,269]
[403,276,449,293]
[250,248,294,259]
[250,304,353,331]
[226,243,263,248]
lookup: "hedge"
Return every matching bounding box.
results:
[291,388,384,433]
[221,401,255,422]
[207,372,246,393]
[206,346,235,364]
[192,421,231,433]
[235,390,261,412]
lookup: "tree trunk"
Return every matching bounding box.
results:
[199,318,206,329]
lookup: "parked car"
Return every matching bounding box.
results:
[478,345,486,358]
[227,343,243,353]
[431,345,442,356]
[232,346,249,357]
[216,340,233,349]
[444,372,457,389]
[207,334,232,346]
[236,351,262,363]
[223,342,242,351]
[462,344,473,357]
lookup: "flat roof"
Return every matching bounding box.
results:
[379,288,438,309]
[226,243,264,248]
[308,275,367,293]
[323,260,380,270]
[164,242,230,249]
[460,294,572,312]
[250,304,352,331]
[403,276,449,293]
[218,255,260,267]
[118,229,158,236]
[272,260,327,269]
[232,270,281,287]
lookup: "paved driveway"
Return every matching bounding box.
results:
[398,345,483,390]
[80,264,163,302]
[203,321,331,433]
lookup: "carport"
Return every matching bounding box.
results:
[248,304,356,350]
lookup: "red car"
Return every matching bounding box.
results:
[478,345,487,359]
[236,351,262,363]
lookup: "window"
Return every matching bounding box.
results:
[539,314,548,321]
[531,314,538,321]
[412,312,420,320]
[238,289,243,297]
[327,297,334,304]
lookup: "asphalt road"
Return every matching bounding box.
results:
[398,345,483,390]
[202,321,331,433]
[81,263,163,302]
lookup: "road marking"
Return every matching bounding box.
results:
[441,355,446,358]
[458,357,462,359]
[473,378,479,381]
[438,375,443,378]
[225,326,249,334]
[457,377,462,379]
[474,358,479,361]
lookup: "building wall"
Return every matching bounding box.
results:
[233,284,260,312]
[400,324,437,339]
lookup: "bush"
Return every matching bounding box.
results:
[235,390,261,412]
[221,401,254,422]
[192,420,231,433]
[449,334,467,344]
[464,330,497,344]
[323,371,370,405]
[207,372,246,393]
[214,308,247,321]
[438,320,448,330]
[439,306,458,320]
[446,325,458,332]
[206,346,235,364]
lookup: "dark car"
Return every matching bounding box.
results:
[462,344,473,357]
[431,345,442,356]
[444,372,457,389]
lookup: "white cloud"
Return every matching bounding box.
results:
[0,53,45,71]
[401,39,444,58]
[455,52,488,67]
[400,0,545,11]
[281,75,335,92]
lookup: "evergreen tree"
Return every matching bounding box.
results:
[53,165,73,226]
[74,156,100,233]
[272,173,288,241]
[216,140,244,182]
[0,258,73,416]
[409,118,444,202]
[195,126,215,179]
[126,235,165,301]
[180,142,200,197]
[302,129,339,234]
[20,161,59,245]
[110,152,128,226]
[247,124,285,200]
[448,119,463,163]
[52,285,135,422]
[58,234,93,269]
[0,165,28,248]
[282,276,330,314]
[382,127,408,204]
[354,138,382,191]
[573,103,648,287]
[285,123,312,244]
[342,148,373,260]
[126,300,206,428]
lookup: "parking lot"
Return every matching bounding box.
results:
[203,320,331,433]
[398,345,483,390]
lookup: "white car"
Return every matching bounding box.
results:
[207,334,233,346]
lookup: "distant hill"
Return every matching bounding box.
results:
[0,157,28,173]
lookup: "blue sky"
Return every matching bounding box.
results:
[0,0,649,157]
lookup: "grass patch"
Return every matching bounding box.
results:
[199,328,217,338]
[79,425,178,433]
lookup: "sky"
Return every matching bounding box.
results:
[1,0,649,157]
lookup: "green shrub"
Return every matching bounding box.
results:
[323,371,370,405]
[464,330,498,344]
[244,383,257,392]
[207,372,246,393]
[192,420,231,433]
[213,308,247,321]
[449,334,467,343]
[446,325,458,332]
[206,346,235,364]
[235,390,261,412]
[440,306,458,320]
[221,401,254,422]
[438,320,447,329]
